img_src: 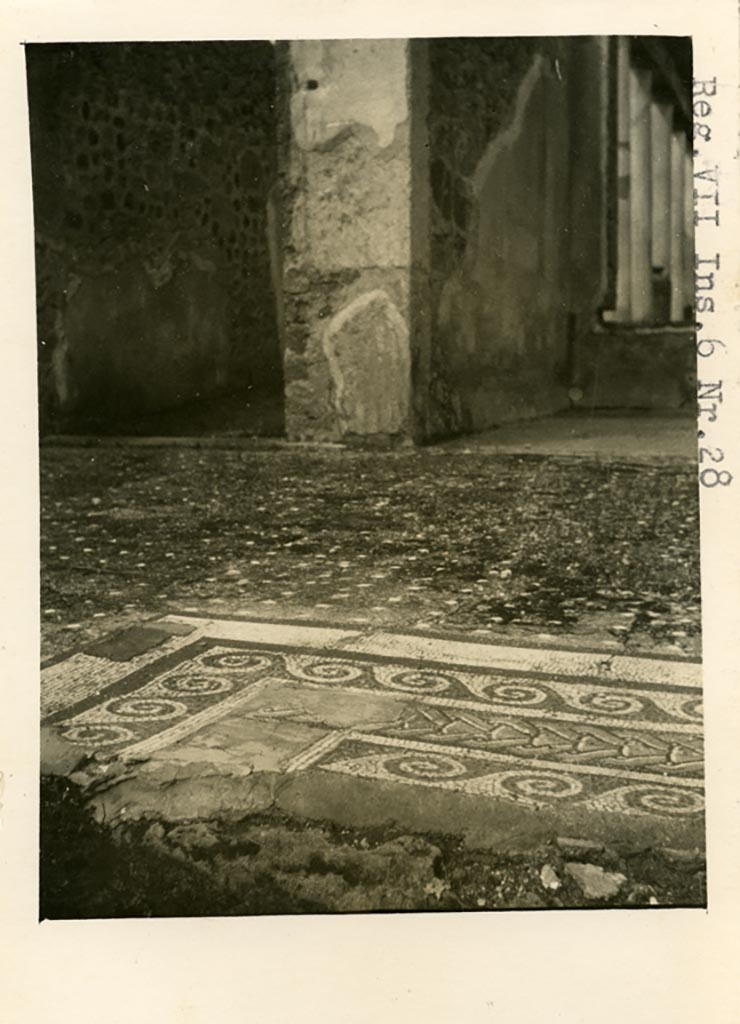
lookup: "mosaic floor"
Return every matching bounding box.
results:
[42,616,704,821]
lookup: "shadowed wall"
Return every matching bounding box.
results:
[28,41,282,433]
[421,37,609,438]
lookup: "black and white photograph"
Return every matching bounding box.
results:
[4,0,740,1019]
[29,33,709,919]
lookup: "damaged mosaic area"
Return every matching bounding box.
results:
[43,628,703,821]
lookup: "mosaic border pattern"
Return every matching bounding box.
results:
[47,639,704,820]
[310,736,704,819]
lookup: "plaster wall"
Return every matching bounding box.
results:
[279,39,416,443]
[422,38,609,438]
[574,328,697,410]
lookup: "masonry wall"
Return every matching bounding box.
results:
[421,37,609,438]
[277,39,421,444]
[27,42,281,433]
[574,326,697,409]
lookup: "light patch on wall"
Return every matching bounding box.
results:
[472,55,546,198]
[290,39,409,151]
[322,289,410,437]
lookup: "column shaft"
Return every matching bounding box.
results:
[612,38,632,321]
[669,131,686,322]
[682,144,695,321]
[628,66,653,322]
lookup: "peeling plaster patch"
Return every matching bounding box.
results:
[190,251,218,274]
[290,39,408,151]
[322,290,410,437]
[436,54,550,375]
[472,56,546,198]
[425,43,566,437]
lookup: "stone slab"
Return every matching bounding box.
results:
[149,717,330,776]
[160,615,362,651]
[83,623,195,661]
[275,767,705,854]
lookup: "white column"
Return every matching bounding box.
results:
[628,65,653,322]
[610,37,632,321]
[682,142,695,320]
[650,102,672,272]
[669,131,686,322]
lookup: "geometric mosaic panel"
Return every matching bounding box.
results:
[47,638,704,820]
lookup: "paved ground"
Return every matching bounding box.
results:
[39,414,704,914]
[40,422,701,664]
[440,410,696,462]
